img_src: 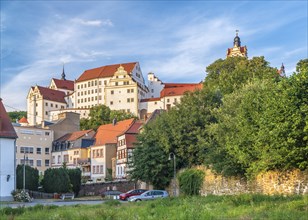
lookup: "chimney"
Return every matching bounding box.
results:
[112,118,117,126]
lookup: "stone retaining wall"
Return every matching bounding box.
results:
[195,166,308,196]
[78,180,136,196]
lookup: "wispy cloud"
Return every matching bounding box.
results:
[71,18,113,27]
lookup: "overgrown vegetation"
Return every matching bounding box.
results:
[130,57,308,186]
[42,167,71,193]
[178,169,205,196]
[1,194,307,219]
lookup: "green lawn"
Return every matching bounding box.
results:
[1,194,307,220]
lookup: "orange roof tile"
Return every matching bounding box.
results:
[55,129,94,142]
[76,62,137,82]
[94,118,135,146]
[18,117,29,124]
[52,78,74,91]
[37,86,66,103]
[160,83,202,97]
[0,98,18,139]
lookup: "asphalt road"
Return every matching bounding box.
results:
[1,199,112,208]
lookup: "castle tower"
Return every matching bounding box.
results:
[227,30,248,58]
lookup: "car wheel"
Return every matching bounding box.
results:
[136,199,141,202]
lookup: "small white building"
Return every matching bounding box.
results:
[0,98,18,201]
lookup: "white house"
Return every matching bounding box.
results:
[0,98,18,201]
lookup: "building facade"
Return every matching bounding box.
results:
[0,98,18,201]
[14,120,54,175]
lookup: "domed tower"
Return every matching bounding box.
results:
[227,30,248,58]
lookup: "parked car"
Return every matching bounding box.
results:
[119,189,148,201]
[128,190,169,202]
[101,190,123,199]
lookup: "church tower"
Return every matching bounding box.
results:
[227,30,248,58]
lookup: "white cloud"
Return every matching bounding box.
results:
[71,18,113,27]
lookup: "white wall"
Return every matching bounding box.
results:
[0,138,15,201]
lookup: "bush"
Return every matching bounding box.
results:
[43,168,71,193]
[16,164,39,190]
[67,168,82,196]
[11,189,32,202]
[178,168,205,196]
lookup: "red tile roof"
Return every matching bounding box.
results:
[0,98,18,139]
[94,118,135,146]
[160,83,202,97]
[37,86,66,103]
[52,78,74,91]
[55,129,94,142]
[125,134,138,148]
[76,62,137,82]
[18,117,29,124]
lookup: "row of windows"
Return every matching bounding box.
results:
[19,130,50,136]
[20,147,50,155]
[77,80,107,89]
[117,149,127,159]
[77,96,102,103]
[45,102,65,109]
[92,165,104,174]
[118,139,126,147]
[20,159,49,167]
[92,149,104,158]
[117,166,126,175]
[52,155,78,164]
[109,98,134,105]
[77,88,102,96]
[110,88,134,95]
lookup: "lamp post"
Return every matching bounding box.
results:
[23,152,28,191]
[168,152,176,196]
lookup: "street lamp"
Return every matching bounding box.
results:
[168,152,176,196]
[23,152,28,191]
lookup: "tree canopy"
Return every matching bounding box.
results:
[129,57,308,185]
[80,105,136,130]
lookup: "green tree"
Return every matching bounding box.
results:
[16,165,39,191]
[129,125,173,189]
[80,105,136,130]
[43,168,71,193]
[67,168,82,196]
[178,168,205,196]
[8,111,27,122]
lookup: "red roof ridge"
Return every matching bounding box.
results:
[18,116,29,124]
[0,98,18,138]
[36,86,66,103]
[76,62,138,82]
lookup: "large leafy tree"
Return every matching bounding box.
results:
[80,105,136,130]
[129,122,173,189]
[211,59,308,177]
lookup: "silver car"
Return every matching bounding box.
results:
[128,190,169,202]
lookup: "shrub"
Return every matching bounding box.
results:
[16,164,39,190]
[67,168,82,196]
[43,168,71,193]
[178,168,205,196]
[11,189,32,202]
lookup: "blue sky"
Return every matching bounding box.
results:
[0,1,307,110]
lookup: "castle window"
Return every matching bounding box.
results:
[111,90,114,95]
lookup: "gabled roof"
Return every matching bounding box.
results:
[52,78,74,91]
[0,98,18,139]
[76,62,137,82]
[36,86,66,103]
[118,121,143,136]
[55,129,94,142]
[160,83,202,97]
[18,117,29,124]
[94,118,135,146]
